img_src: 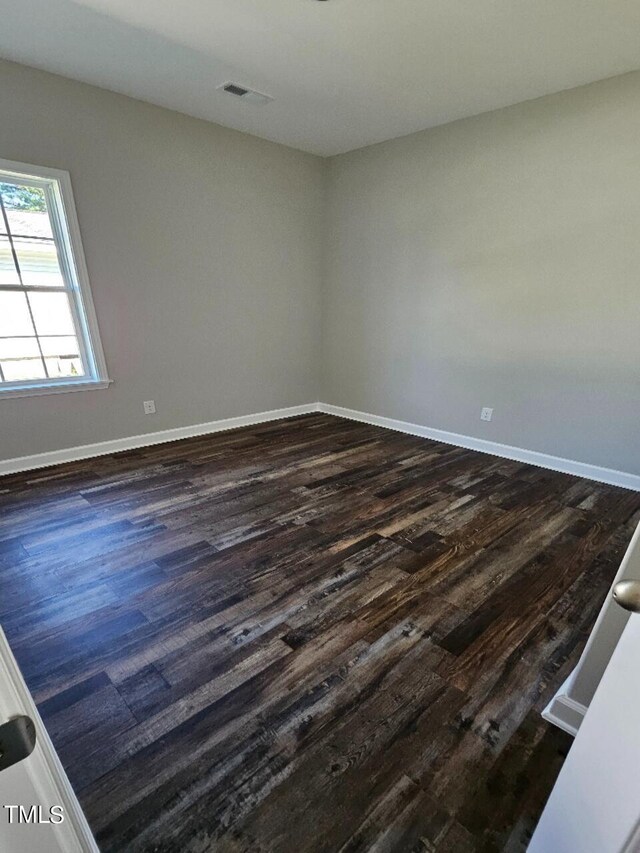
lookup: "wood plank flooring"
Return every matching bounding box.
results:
[1,413,639,852]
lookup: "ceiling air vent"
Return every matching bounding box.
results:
[223,83,249,97]
[218,83,274,105]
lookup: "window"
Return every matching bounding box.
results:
[0,158,109,398]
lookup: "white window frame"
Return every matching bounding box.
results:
[0,157,110,399]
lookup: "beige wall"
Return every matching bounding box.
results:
[0,59,325,461]
[323,72,640,476]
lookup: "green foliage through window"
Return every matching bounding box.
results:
[0,183,46,212]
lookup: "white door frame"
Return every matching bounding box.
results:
[529,600,640,853]
[543,520,640,735]
[0,627,98,852]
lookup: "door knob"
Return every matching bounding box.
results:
[612,580,640,614]
[0,715,36,773]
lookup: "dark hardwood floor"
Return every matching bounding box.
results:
[1,413,639,852]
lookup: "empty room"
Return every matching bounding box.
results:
[1,1,640,851]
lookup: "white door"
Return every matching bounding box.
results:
[529,571,640,852]
[0,627,97,852]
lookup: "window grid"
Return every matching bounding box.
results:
[0,159,109,398]
[0,160,110,397]
[0,189,52,381]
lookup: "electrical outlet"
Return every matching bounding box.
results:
[480,407,493,422]
[143,400,156,415]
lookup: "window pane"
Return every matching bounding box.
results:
[1,183,62,286]
[0,291,36,336]
[0,337,47,382]
[0,183,52,237]
[39,335,80,357]
[0,338,40,359]
[14,237,64,288]
[1,358,46,382]
[45,356,84,378]
[0,236,20,285]
[41,335,84,378]
[4,204,54,241]
[27,291,75,336]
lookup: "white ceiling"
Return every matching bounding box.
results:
[2,0,640,156]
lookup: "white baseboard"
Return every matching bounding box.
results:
[0,404,317,477]
[317,404,640,492]
[542,676,588,737]
[2,400,638,491]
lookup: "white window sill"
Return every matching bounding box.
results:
[0,379,113,400]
